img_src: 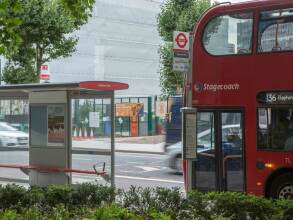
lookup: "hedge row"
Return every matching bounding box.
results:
[0,183,292,220]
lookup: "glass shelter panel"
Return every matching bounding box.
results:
[71,98,112,185]
[0,99,29,185]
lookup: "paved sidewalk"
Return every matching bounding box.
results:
[72,135,166,154]
[115,142,165,154]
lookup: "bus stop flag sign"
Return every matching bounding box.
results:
[173,31,190,73]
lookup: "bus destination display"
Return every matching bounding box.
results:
[257,92,293,104]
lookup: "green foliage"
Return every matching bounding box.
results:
[157,0,194,42]
[120,186,185,219]
[157,0,211,96]
[0,0,95,56]
[159,43,184,96]
[177,0,211,32]
[0,184,293,219]
[45,185,74,207]
[0,0,23,55]
[2,0,95,84]
[22,208,43,220]
[2,61,38,84]
[206,191,278,220]
[62,0,95,26]
[93,205,143,220]
[70,183,116,207]
[0,184,26,211]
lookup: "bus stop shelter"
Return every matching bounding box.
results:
[0,81,128,187]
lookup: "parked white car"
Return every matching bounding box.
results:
[0,122,29,147]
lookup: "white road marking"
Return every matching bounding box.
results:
[72,158,93,161]
[116,175,184,184]
[117,153,164,159]
[72,174,184,184]
[135,166,160,172]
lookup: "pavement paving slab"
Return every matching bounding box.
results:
[72,135,166,154]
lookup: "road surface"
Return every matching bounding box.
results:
[0,150,184,189]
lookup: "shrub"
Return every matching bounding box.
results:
[92,205,143,220]
[23,186,46,209]
[120,186,185,219]
[44,185,74,207]
[70,183,116,208]
[21,207,43,220]
[0,183,293,219]
[0,184,26,211]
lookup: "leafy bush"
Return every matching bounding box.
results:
[92,205,143,220]
[120,186,185,219]
[0,183,117,212]
[0,183,293,219]
[70,183,116,208]
[45,185,74,207]
[0,184,26,211]
[205,191,278,220]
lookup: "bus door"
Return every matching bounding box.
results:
[194,110,244,192]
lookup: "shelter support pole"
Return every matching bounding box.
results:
[111,92,115,187]
[186,33,194,192]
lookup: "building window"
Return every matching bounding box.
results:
[258,8,293,53]
[203,12,253,55]
[257,108,293,151]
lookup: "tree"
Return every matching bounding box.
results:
[157,0,211,96]
[61,0,95,25]
[0,0,94,56]
[0,0,23,55]
[2,0,95,84]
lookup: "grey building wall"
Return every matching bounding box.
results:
[50,0,163,96]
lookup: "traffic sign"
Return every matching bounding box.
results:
[173,31,190,51]
[40,64,51,83]
[173,31,190,73]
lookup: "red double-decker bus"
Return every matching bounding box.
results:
[183,0,293,199]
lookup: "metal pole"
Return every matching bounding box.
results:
[0,59,2,85]
[67,92,72,184]
[110,92,115,187]
[186,33,194,192]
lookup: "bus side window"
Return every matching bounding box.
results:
[202,12,253,56]
[258,107,293,151]
[258,8,293,53]
[257,108,270,149]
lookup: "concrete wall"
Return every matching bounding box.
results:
[50,0,163,96]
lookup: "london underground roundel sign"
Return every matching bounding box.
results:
[173,31,190,51]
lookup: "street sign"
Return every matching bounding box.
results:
[40,64,51,83]
[173,31,190,73]
[173,61,189,72]
[173,31,190,51]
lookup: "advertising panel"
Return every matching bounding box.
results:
[48,105,65,146]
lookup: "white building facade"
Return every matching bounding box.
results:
[49,0,163,96]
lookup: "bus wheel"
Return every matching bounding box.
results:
[270,173,293,199]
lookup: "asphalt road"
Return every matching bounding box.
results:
[0,150,184,189]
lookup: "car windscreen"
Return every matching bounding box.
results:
[0,123,18,131]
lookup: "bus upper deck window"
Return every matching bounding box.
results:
[258,8,293,53]
[202,12,253,56]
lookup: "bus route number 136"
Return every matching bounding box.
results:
[266,93,277,103]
